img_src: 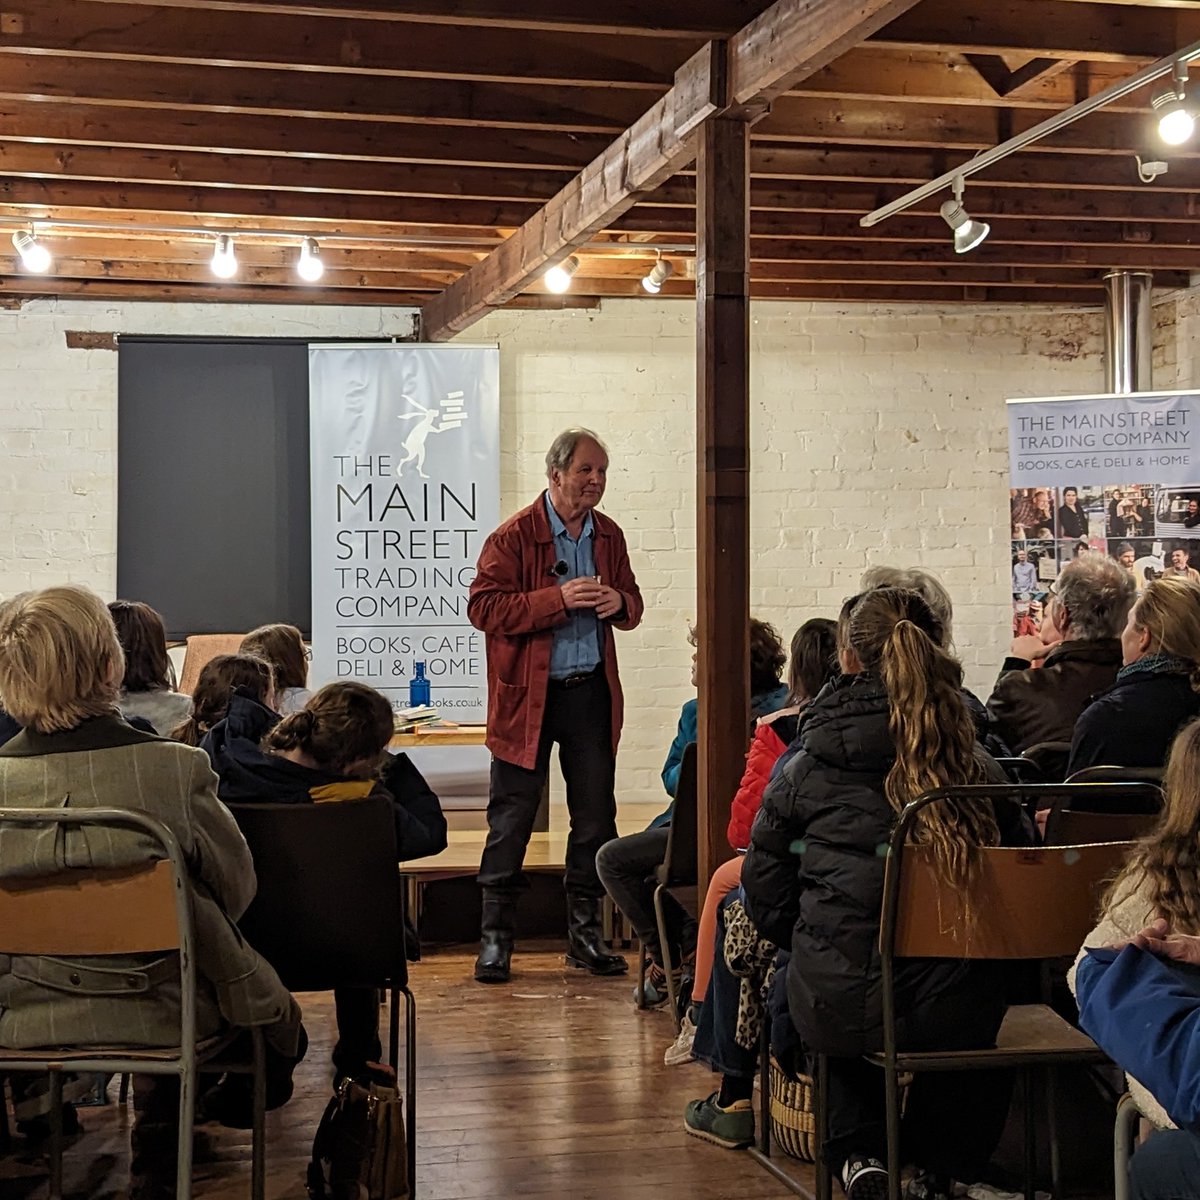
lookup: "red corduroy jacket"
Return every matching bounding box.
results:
[467,493,643,770]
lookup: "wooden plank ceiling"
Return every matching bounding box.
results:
[1,0,1199,309]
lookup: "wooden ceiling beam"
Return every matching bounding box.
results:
[0,56,652,133]
[747,144,1200,190]
[871,0,1200,62]
[10,167,1200,226]
[0,254,1133,298]
[0,272,603,308]
[795,49,1134,110]
[421,0,928,340]
[757,96,1166,154]
[748,237,1200,269]
[0,0,698,89]
[12,239,1186,285]
[0,102,615,170]
[13,141,1200,206]
[4,192,1200,258]
[60,0,774,39]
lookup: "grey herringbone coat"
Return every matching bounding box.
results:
[0,715,299,1053]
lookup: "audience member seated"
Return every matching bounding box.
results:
[0,586,303,1200]
[169,652,275,745]
[1068,716,1200,1135]
[1076,919,1200,1200]
[860,565,1007,755]
[198,680,447,1082]
[107,599,194,734]
[684,587,1033,1200]
[1068,576,1200,776]
[596,619,788,1008]
[240,623,311,715]
[664,617,837,1067]
[987,552,1134,757]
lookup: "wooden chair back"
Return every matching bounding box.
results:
[178,633,245,695]
[0,860,179,956]
[1045,809,1158,846]
[887,841,1131,960]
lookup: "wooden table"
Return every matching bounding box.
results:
[389,724,488,749]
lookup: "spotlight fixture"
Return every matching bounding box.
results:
[939,176,990,254]
[1152,62,1195,146]
[210,234,238,279]
[296,236,324,282]
[641,256,673,294]
[11,230,52,273]
[543,255,580,293]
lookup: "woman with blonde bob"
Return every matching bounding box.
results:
[0,586,303,1199]
[1069,716,1200,1132]
[687,588,1033,1200]
[1067,575,1200,776]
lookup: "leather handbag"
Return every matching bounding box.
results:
[307,1065,410,1200]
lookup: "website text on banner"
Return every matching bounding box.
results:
[1005,389,1200,644]
[308,344,500,718]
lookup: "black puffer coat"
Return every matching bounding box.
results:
[741,672,1033,1058]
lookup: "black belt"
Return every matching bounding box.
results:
[549,665,604,689]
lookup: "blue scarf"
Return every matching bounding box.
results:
[1116,651,1195,683]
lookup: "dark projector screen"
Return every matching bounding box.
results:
[117,338,312,639]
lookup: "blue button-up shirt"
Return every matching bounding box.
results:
[545,492,603,680]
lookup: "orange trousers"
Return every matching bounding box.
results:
[691,855,745,1003]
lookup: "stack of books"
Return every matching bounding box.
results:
[393,705,442,734]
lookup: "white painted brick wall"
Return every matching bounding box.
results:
[0,294,1123,810]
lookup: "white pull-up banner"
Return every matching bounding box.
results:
[309,343,500,718]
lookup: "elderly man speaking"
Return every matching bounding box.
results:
[468,428,644,984]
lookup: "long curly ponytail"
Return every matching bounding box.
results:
[842,587,1000,894]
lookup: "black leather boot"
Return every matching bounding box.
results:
[474,890,516,983]
[565,893,628,976]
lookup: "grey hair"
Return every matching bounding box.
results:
[1055,551,1135,640]
[859,565,954,647]
[545,427,607,478]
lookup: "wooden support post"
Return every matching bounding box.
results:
[695,114,751,888]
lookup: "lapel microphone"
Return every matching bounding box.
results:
[547,559,569,577]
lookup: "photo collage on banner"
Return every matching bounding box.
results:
[1007,390,1200,643]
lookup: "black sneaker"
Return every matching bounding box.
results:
[843,1156,890,1200]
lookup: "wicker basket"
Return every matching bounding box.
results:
[768,1057,818,1162]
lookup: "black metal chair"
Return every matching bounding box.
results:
[226,796,417,1193]
[1020,740,1073,783]
[994,757,1045,784]
[634,741,698,1030]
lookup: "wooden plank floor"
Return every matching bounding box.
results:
[1,944,807,1199]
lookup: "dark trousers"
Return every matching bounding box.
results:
[596,827,695,961]
[1130,1131,1200,1200]
[332,987,382,1081]
[478,671,616,899]
[820,973,1012,1181]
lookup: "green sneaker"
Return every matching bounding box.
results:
[683,1092,754,1149]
